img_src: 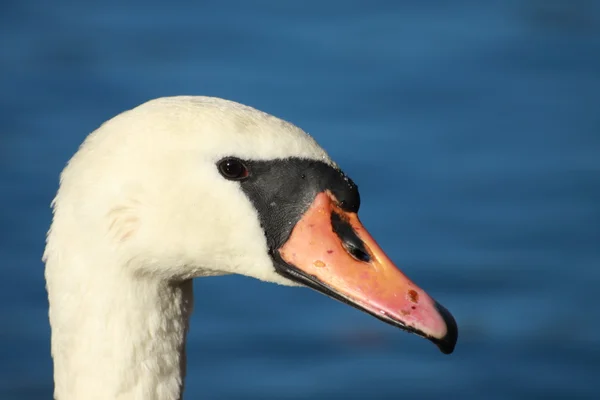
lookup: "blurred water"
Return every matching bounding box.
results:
[1,1,599,399]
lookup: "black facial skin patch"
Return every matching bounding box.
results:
[234,157,360,251]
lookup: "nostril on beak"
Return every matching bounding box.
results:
[343,242,371,262]
[331,212,372,263]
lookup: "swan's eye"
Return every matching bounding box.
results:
[217,158,249,181]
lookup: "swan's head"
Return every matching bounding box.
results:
[50,96,457,354]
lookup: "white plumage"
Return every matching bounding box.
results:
[44,97,332,400]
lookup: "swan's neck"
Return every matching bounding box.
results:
[47,260,193,400]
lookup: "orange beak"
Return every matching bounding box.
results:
[275,191,457,354]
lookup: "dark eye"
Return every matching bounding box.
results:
[217,158,249,181]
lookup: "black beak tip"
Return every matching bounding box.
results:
[432,301,458,355]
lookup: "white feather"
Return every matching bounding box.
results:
[44,96,334,400]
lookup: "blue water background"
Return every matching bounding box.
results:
[1,1,599,398]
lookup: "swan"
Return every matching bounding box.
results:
[43,96,457,400]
